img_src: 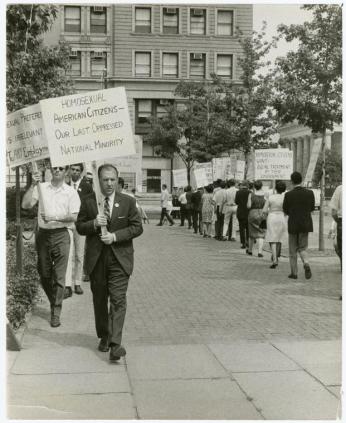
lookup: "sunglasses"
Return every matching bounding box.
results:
[52,167,65,171]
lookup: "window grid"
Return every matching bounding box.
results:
[64,6,81,33]
[217,10,234,36]
[135,7,151,33]
[91,54,107,77]
[135,52,151,77]
[190,53,206,79]
[90,8,107,34]
[162,53,178,77]
[67,52,81,76]
[216,54,233,78]
[190,9,206,35]
[137,99,152,123]
[163,9,179,34]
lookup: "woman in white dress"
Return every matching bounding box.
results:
[262,181,287,269]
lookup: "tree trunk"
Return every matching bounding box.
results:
[318,129,326,251]
[15,167,23,275]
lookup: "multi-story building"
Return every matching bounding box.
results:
[40,4,253,192]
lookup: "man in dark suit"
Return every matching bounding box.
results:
[76,164,143,362]
[64,163,94,298]
[191,187,203,234]
[235,181,250,249]
[283,171,315,280]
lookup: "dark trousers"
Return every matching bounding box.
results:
[90,245,129,345]
[160,207,174,224]
[238,216,249,246]
[36,228,70,316]
[215,207,224,239]
[192,209,202,234]
[180,205,192,227]
[337,218,342,261]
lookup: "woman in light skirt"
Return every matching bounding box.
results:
[262,181,287,268]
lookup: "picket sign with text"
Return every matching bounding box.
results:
[255,148,293,180]
[194,162,213,184]
[194,167,209,188]
[172,168,188,188]
[40,87,135,167]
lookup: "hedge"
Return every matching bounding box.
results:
[7,240,41,330]
[6,187,38,220]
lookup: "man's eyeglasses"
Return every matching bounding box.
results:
[52,167,65,171]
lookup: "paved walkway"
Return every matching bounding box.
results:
[7,219,342,419]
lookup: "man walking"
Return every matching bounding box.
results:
[191,187,203,234]
[330,184,342,265]
[76,164,143,362]
[213,180,226,240]
[235,181,250,249]
[22,165,81,327]
[222,179,238,241]
[283,171,315,279]
[157,184,174,226]
[64,163,93,298]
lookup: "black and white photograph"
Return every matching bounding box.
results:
[4,1,342,420]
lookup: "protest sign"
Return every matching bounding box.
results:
[255,149,293,180]
[194,168,209,188]
[235,160,245,180]
[6,104,49,167]
[194,162,213,184]
[40,87,135,167]
[212,157,231,180]
[304,138,322,184]
[172,168,188,187]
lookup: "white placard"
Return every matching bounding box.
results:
[194,168,209,188]
[40,87,135,167]
[194,162,213,184]
[255,149,293,180]
[6,104,49,167]
[212,157,231,180]
[235,160,245,180]
[304,138,322,184]
[172,168,188,188]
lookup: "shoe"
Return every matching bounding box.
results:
[194,231,197,234]
[230,237,236,242]
[258,253,263,258]
[63,286,72,299]
[240,244,246,249]
[246,250,252,255]
[98,337,109,352]
[83,274,90,282]
[203,234,207,238]
[270,263,278,269]
[156,223,163,226]
[50,315,61,328]
[169,222,175,226]
[179,224,184,227]
[74,285,83,295]
[109,344,126,362]
[340,295,342,301]
[304,263,312,279]
[288,274,298,279]
[221,237,228,241]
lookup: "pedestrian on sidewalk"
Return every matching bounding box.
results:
[213,180,226,240]
[76,164,143,362]
[157,184,174,226]
[262,180,287,269]
[64,163,93,299]
[222,179,238,241]
[235,181,250,249]
[22,165,81,328]
[191,187,203,234]
[283,171,315,280]
[201,184,214,237]
[247,180,266,257]
[329,184,342,268]
[185,185,193,229]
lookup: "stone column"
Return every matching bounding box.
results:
[302,136,310,178]
[296,137,303,174]
[291,139,297,172]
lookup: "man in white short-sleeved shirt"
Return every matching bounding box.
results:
[22,165,81,328]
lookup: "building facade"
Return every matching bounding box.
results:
[39,3,253,192]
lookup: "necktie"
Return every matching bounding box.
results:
[73,183,77,190]
[104,197,111,227]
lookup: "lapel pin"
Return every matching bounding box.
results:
[114,203,119,208]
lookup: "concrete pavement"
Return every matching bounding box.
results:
[7,219,342,419]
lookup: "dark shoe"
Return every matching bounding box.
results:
[246,250,252,255]
[74,285,83,295]
[203,234,207,238]
[270,263,278,269]
[241,244,246,249]
[288,274,298,279]
[304,263,312,279]
[83,274,90,282]
[98,337,109,352]
[258,253,263,258]
[221,237,227,241]
[109,344,126,362]
[230,237,236,242]
[169,222,175,226]
[179,224,184,227]
[50,315,61,328]
[339,295,342,300]
[156,223,163,226]
[63,287,72,299]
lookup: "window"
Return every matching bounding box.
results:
[216,54,233,78]
[156,100,171,119]
[64,6,81,33]
[135,52,151,77]
[137,100,152,123]
[162,53,178,77]
[91,52,107,77]
[135,7,151,33]
[190,8,206,35]
[67,51,81,76]
[217,10,234,36]
[163,7,179,34]
[190,53,206,79]
[146,169,161,193]
[90,6,107,34]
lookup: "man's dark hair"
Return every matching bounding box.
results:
[254,180,263,190]
[71,163,84,172]
[98,164,118,179]
[220,181,226,189]
[162,184,167,189]
[291,171,302,185]
[275,180,286,194]
[206,184,214,193]
[227,179,236,188]
[186,185,192,192]
[118,177,125,188]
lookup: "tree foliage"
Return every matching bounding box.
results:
[7,4,75,113]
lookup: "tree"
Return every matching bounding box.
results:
[272,4,342,250]
[313,150,342,192]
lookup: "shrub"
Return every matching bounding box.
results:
[6,187,38,221]
[6,240,41,330]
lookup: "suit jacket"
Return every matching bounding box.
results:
[283,186,315,234]
[75,191,143,276]
[70,177,93,200]
[191,190,202,211]
[235,189,250,219]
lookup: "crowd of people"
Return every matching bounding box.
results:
[159,172,342,283]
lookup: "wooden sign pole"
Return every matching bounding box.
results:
[91,160,107,235]
[31,161,46,215]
